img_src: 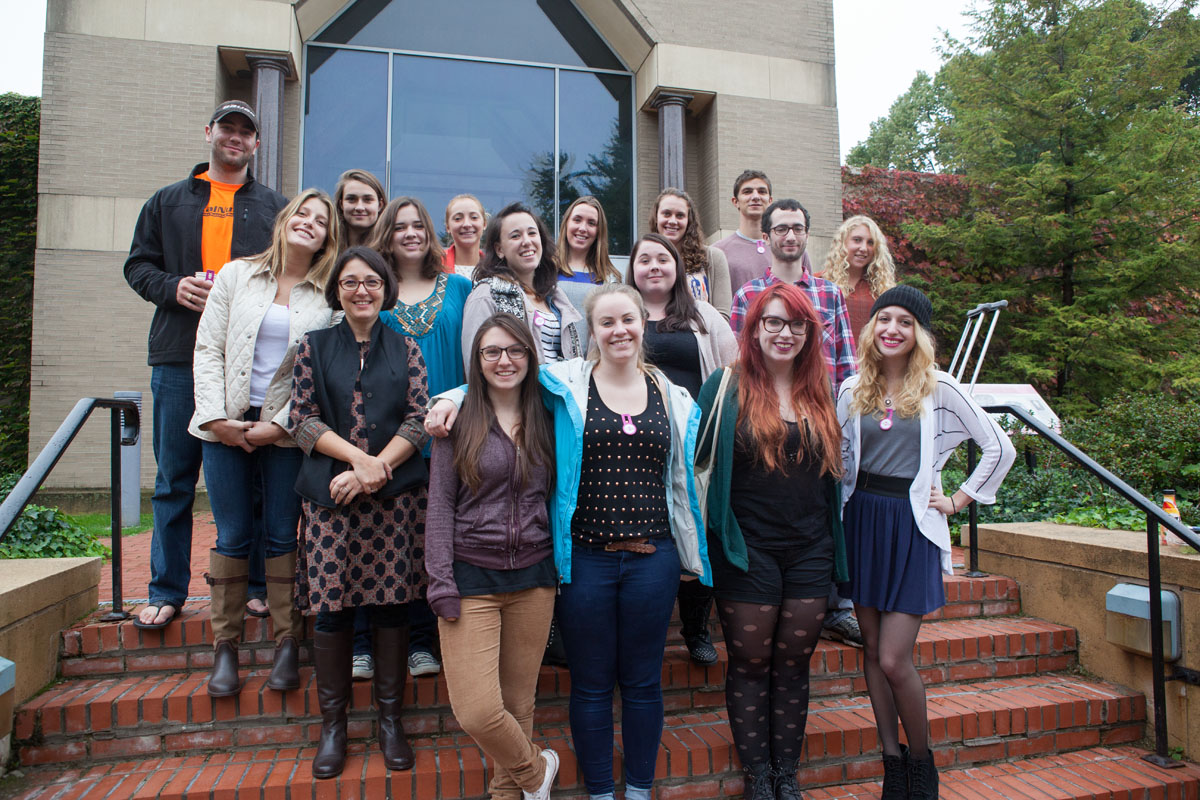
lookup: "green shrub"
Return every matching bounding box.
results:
[0,472,111,560]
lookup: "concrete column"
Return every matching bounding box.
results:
[651,92,692,191]
[247,54,290,192]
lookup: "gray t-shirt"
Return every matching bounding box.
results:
[860,410,921,479]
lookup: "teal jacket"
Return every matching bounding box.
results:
[696,368,848,582]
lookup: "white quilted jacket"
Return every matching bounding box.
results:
[188,258,337,445]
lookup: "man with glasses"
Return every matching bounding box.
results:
[730,199,862,646]
[715,170,817,297]
[123,101,287,630]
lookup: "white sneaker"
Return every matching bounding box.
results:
[351,653,374,681]
[408,649,441,677]
[523,748,559,800]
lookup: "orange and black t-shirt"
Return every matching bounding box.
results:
[197,171,244,275]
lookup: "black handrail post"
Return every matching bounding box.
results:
[100,407,129,622]
[964,440,987,578]
[1142,515,1175,768]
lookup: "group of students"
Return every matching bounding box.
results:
[177,164,1016,800]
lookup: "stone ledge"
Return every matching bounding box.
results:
[0,558,101,704]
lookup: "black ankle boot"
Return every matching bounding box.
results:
[770,758,804,800]
[742,762,774,800]
[881,744,908,799]
[907,749,938,799]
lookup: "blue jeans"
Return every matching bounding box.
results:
[556,538,680,795]
[148,364,204,609]
[202,420,302,560]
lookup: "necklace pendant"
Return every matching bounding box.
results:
[880,408,894,431]
[620,413,638,436]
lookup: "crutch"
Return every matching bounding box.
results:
[948,299,1007,391]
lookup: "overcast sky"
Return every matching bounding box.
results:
[0,0,976,162]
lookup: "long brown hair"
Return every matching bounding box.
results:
[369,196,445,280]
[624,233,707,334]
[556,196,620,284]
[736,283,842,477]
[453,313,555,493]
[475,202,560,301]
[333,169,386,251]
[649,188,709,276]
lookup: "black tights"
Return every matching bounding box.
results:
[717,597,826,767]
[315,603,407,633]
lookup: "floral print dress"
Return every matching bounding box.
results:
[289,336,430,612]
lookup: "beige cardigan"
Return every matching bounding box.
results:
[189,258,337,444]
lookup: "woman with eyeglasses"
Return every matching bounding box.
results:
[819,215,897,340]
[648,188,732,320]
[462,202,586,369]
[837,286,1014,799]
[288,245,431,779]
[625,232,736,666]
[443,194,487,279]
[696,282,847,800]
[189,188,341,700]
[426,313,561,800]
[426,282,712,800]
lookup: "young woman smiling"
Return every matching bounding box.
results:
[461,202,585,368]
[648,188,732,319]
[333,169,386,250]
[426,314,560,800]
[442,193,487,279]
[820,215,897,339]
[426,283,711,800]
[837,286,1015,799]
[696,283,847,800]
[555,196,621,323]
[189,188,341,699]
[288,246,432,779]
[626,232,735,666]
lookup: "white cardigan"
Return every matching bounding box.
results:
[836,371,1016,574]
[189,258,337,444]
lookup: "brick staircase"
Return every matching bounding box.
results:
[7,569,1200,800]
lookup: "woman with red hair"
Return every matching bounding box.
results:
[696,282,847,800]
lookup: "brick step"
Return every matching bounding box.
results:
[7,693,1161,800]
[15,671,1141,776]
[18,616,1076,760]
[60,572,1021,672]
[818,746,1200,800]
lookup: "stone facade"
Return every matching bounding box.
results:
[32,0,840,487]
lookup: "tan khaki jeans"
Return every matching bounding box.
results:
[439,586,556,799]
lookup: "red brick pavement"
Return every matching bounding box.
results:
[99,514,218,605]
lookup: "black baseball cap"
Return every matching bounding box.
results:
[210,100,259,133]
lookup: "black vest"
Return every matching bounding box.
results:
[293,318,427,507]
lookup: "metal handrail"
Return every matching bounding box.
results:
[969,402,1197,768]
[0,398,141,622]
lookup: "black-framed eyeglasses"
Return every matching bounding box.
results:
[770,224,808,237]
[338,277,384,292]
[760,316,809,335]
[479,345,530,362]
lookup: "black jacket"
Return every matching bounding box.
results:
[123,163,287,366]
[293,319,429,508]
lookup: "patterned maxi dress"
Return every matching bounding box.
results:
[288,335,430,613]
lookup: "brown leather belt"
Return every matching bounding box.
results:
[604,538,657,554]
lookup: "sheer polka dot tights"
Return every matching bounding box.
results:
[716,598,826,767]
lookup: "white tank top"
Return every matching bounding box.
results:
[249,303,291,407]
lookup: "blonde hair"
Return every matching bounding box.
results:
[253,188,341,289]
[583,283,649,372]
[850,311,937,418]
[823,215,896,298]
[444,193,487,229]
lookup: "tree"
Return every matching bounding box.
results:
[846,71,951,173]
[0,93,38,474]
[902,0,1200,412]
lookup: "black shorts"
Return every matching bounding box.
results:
[709,532,833,605]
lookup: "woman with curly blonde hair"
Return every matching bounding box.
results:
[836,285,1015,799]
[820,215,896,339]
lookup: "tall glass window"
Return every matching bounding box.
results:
[302,0,634,253]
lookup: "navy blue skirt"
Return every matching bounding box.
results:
[844,489,946,615]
